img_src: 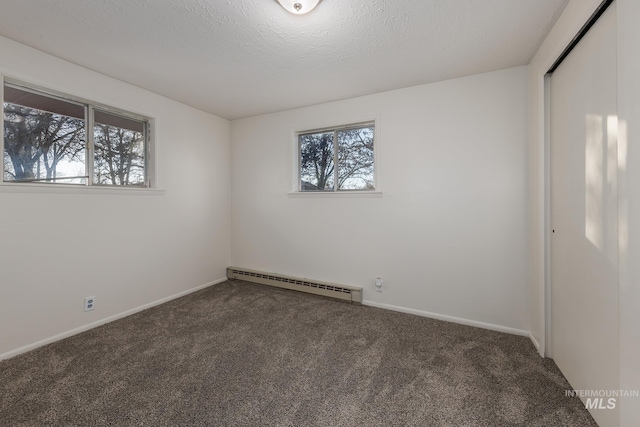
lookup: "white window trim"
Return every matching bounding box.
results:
[0,182,165,195]
[287,190,383,198]
[0,75,161,194]
[289,116,382,197]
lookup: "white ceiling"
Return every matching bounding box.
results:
[0,0,568,120]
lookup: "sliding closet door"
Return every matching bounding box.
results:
[550,2,618,426]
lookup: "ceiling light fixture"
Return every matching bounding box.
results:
[276,0,321,15]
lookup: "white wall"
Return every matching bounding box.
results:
[231,67,530,334]
[617,0,640,425]
[529,0,640,424]
[0,36,232,358]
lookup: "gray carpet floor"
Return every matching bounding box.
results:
[1,280,596,426]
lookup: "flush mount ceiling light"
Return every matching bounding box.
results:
[276,0,322,15]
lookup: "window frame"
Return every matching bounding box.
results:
[1,77,155,190]
[296,120,378,193]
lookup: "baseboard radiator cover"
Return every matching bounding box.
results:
[227,267,363,304]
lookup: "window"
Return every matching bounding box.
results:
[2,80,150,187]
[298,122,375,192]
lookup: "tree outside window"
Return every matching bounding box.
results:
[3,82,149,187]
[299,123,374,192]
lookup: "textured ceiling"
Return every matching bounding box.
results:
[0,0,568,120]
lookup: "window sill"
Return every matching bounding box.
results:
[287,191,383,198]
[0,182,165,195]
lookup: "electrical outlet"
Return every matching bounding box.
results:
[84,296,95,311]
[375,277,383,292]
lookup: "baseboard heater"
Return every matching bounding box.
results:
[227,267,363,304]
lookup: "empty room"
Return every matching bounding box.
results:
[0,0,638,426]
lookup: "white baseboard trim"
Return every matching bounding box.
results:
[529,332,543,356]
[362,300,529,337]
[0,277,227,361]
